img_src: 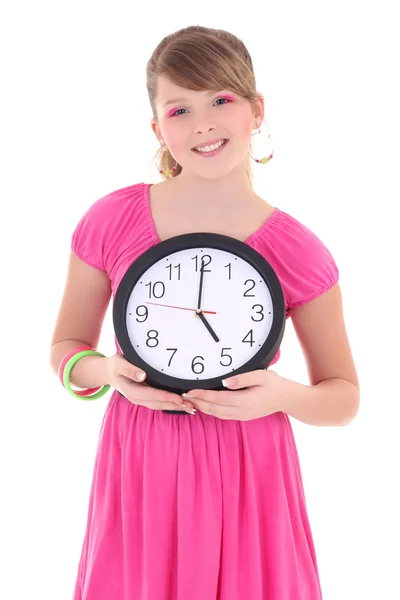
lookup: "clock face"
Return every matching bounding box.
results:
[113,233,285,393]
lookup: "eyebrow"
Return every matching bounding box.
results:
[162,90,222,108]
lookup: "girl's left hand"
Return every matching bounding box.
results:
[183,369,291,421]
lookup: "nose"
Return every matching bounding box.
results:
[194,120,217,135]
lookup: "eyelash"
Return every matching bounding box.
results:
[170,97,232,117]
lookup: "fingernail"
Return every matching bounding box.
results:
[182,393,194,399]
[136,371,146,381]
[222,377,236,387]
[176,403,196,414]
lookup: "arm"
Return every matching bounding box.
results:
[281,377,359,427]
[281,283,360,426]
[49,252,112,388]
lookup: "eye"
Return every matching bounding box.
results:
[170,96,232,117]
[171,108,188,117]
[214,97,232,106]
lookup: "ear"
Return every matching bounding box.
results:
[150,118,164,145]
[252,94,265,128]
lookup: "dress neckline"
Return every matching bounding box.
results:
[142,182,281,245]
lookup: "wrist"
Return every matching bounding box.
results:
[278,376,308,411]
[69,355,110,389]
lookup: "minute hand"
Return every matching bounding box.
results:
[196,260,219,342]
[197,260,205,310]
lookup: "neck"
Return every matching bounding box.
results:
[164,167,258,210]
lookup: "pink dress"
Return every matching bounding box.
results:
[71,182,339,600]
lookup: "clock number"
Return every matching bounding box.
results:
[242,329,255,347]
[220,348,233,367]
[166,263,181,281]
[191,355,205,374]
[243,279,256,297]
[135,305,148,322]
[166,348,177,367]
[224,263,232,280]
[145,281,165,299]
[251,304,264,322]
[146,330,159,348]
[192,254,212,272]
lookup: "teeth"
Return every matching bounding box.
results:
[195,139,226,153]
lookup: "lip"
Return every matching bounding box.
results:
[192,138,228,150]
[191,139,229,158]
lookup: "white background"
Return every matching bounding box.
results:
[1,1,399,599]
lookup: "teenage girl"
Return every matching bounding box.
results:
[50,25,360,600]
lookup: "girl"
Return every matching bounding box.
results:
[50,25,360,600]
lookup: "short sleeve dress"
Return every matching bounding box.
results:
[71,182,339,600]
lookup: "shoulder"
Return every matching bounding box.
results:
[80,181,146,222]
[254,206,340,310]
[273,207,333,252]
[266,207,338,269]
[71,181,148,271]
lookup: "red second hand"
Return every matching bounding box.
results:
[145,301,216,314]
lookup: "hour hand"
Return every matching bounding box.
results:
[196,310,219,343]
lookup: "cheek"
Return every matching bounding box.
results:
[242,121,254,138]
[234,122,254,148]
[228,109,254,138]
[159,121,186,153]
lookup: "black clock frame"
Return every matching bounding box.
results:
[113,232,286,407]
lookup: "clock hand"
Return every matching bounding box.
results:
[196,310,220,343]
[195,258,219,342]
[197,259,205,310]
[145,301,216,315]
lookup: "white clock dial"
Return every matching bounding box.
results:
[125,247,274,380]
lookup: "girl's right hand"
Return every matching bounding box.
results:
[105,354,195,413]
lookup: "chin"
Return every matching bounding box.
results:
[193,164,240,181]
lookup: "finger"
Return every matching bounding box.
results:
[183,388,244,405]
[120,359,147,383]
[152,400,196,413]
[146,386,184,405]
[134,386,195,413]
[188,397,235,420]
[124,393,195,413]
[221,369,267,389]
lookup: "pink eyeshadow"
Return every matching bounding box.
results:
[167,107,178,118]
[166,94,234,117]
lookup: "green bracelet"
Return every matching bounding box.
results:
[63,350,111,400]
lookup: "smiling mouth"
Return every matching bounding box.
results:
[192,139,229,153]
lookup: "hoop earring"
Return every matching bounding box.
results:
[156,145,178,177]
[248,127,274,164]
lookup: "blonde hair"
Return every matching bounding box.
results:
[146,25,263,184]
